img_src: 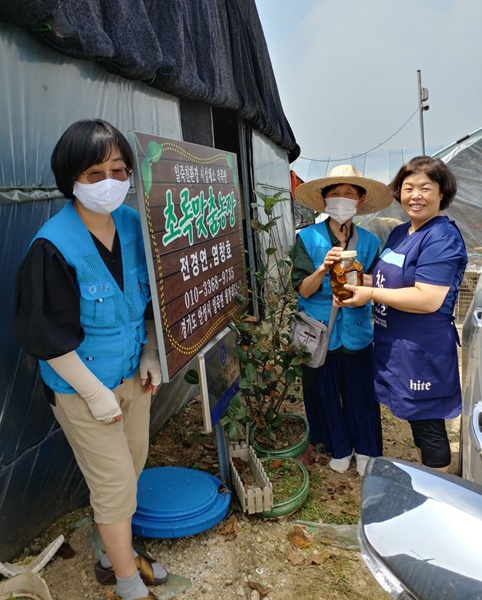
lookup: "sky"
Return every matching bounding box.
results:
[254,0,482,164]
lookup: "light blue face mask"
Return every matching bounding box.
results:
[73,178,130,214]
[324,196,358,224]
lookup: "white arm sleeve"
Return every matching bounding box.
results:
[47,351,121,423]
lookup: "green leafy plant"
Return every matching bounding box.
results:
[223,191,311,441]
[184,191,311,442]
[219,395,248,441]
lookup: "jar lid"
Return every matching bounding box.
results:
[340,250,357,258]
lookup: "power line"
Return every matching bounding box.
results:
[298,104,423,163]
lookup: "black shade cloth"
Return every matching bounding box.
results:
[0,0,300,161]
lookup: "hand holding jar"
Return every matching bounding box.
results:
[329,250,364,301]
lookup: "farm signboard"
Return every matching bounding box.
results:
[129,132,249,381]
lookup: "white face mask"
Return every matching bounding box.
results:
[324,197,358,224]
[73,178,130,214]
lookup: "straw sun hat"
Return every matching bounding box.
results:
[295,164,393,216]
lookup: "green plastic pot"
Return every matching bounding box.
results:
[257,457,309,519]
[249,413,310,459]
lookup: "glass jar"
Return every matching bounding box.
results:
[329,250,364,301]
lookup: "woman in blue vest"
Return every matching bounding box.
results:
[344,156,467,472]
[293,165,392,475]
[15,120,164,600]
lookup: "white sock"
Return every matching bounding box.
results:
[355,454,370,476]
[115,571,148,600]
[329,451,353,473]
[101,549,167,580]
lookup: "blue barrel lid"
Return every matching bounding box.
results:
[132,467,231,538]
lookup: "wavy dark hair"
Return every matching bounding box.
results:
[51,119,134,199]
[389,156,457,210]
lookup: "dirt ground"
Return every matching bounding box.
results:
[10,392,461,600]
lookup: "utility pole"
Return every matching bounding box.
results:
[417,69,429,155]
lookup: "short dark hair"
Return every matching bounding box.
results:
[321,183,366,199]
[51,119,134,199]
[389,156,457,210]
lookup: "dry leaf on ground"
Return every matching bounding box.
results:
[287,525,311,549]
[218,516,237,541]
[286,548,304,566]
[308,551,333,565]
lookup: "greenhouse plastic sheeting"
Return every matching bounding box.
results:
[0,25,194,561]
[0,24,181,193]
[0,0,300,163]
[371,129,482,264]
[433,129,482,265]
[0,197,90,561]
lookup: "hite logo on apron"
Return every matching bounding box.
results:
[409,379,432,391]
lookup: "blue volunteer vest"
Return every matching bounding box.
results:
[33,201,150,392]
[296,221,379,351]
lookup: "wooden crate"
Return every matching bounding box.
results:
[229,443,273,514]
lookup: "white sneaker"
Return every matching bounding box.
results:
[355,454,370,476]
[329,452,353,473]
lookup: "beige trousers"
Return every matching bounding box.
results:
[51,373,151,524]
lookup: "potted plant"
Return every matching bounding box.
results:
[257,456,309,518]
[221,191,312,457]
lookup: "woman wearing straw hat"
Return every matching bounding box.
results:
[343,156,467,472]
[292,164,392,475]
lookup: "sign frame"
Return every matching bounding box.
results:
[128,132,249,382]
[196,326,240,434]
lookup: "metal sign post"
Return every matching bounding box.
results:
[197,327,240,486]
